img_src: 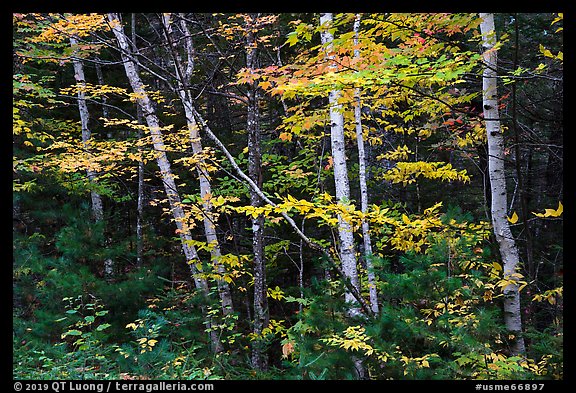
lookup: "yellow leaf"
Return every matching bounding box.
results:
[401,214,411,225]
[507,211,519,224]
[492,262,503,272]
[421,360,430,368]
[533,201,563,218]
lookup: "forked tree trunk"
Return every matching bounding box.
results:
[319,13,361,317]
[108,12,223,353]
[479,12,526,356]
[69,35,113,279]
[161,13,234,316]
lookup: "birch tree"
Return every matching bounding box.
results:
[319,13,361,317]
[130,12,145,268]
[160,13,234,316]
[69,35,114,279]
[479,12,526,356]
[107,12,223,353]
[353,14,378,314]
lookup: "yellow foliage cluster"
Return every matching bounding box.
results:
[383,161,470,186]
[60,83,128,99]
[31,13,107,43]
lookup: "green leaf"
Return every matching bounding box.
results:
[84,315,95,324]
[65,309,78,314]
[96,323,111,331]
[286,31,298,47]
[62,329,82,337]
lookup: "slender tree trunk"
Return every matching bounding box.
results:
[353,14,378,315]
[480,13,526,356]
[320,13,361,317]
[161,13,234,316]
[245,13,269,371]
[131,13,145,268]
[69,35,113,279]
[108,13,223,353]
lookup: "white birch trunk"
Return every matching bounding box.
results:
[131,13,145,268]
[108,13,224,353]
[320,13,361,317]
[480,13,526,356]
[353,14,379,315]
[108,13,208,293]
[161,13,234,315]
[69,36,113,278]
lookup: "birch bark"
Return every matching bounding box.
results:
[480,12,526,356]
[319,13,361,317]
[131,13,145,268]
[161,13,234,316]
[69,35,113,278]
[108,13,223,353]
[353,14,378,314]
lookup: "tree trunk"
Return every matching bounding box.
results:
[161,13,234,316]
[246,13,269,372]
[353,14,378,315]
[320,13,361,317]
[479,12,526,356]
[108,13,223,353]
[131,13,145,268]
[69,35,113,279]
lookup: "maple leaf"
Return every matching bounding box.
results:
[259,80,272,90]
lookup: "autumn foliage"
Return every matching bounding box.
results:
[13,12,562,380]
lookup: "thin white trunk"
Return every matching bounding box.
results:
[353,14,378,315]
[69,35,113,278]
[320,13,361,317]
[109,13,224,353]
[480,13,526,356]
[132,13,144,268]
[136,106,145,268]
[162,13,234,315]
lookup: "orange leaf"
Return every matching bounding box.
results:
[259,80,272,90]
[282,341,295,359]
[279,132,292,142]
